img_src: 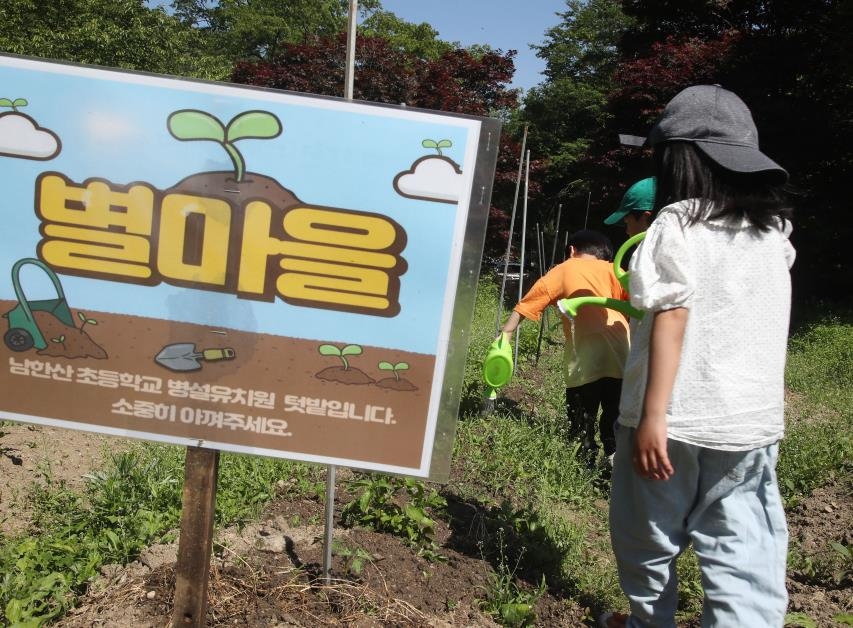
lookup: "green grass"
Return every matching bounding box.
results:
[779,316,853,500]
[452,277,623,617]
[460,280,853,623]
[0,444,326,626]
[1,278,849,627]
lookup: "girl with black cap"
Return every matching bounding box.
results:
[601,85,795,628]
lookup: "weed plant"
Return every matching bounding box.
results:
[779,317,853,500]
[0,443,325,626]
[341,475,447,560]
[477,528,546,627]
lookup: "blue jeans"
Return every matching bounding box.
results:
[609,426,788,627]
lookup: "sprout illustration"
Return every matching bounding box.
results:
[0,98,28,112]
[167,110,282,183]
[318,344,363,370]
[51,335,66,350]
[77,311,98,332]
[422,138,452,156]
[378,361,409,382]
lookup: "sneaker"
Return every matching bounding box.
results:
[597,611,628,628]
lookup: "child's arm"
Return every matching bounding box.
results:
[498,310,524,341]
[634,307,688,480]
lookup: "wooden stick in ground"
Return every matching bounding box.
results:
[171,446,220,628]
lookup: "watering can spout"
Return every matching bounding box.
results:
[558,296,643,320]
[555,232,649,321]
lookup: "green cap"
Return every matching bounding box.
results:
[604,177,656,225]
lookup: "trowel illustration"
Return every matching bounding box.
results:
[155,343,235,372]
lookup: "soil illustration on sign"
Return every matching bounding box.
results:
[375,360,417,391]
[167,109,297,219]
[0,300,436,468]
[314,344,418,390]
[34,310,107,359]
[315,343,375,385]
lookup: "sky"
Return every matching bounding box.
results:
[376,0,566,92]
[151,0,566,92]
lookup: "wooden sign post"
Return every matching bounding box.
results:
[171,447,220,628]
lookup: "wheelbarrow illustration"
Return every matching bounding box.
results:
[155,343,236,372]
[3,258,75,352]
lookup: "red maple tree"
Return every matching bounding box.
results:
[231,33,535,258]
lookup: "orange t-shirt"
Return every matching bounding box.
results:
[514,257,630,387]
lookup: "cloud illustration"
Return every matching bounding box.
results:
[0,112,61,160]
[393,156,463,204]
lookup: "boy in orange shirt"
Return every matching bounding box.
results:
[501,230,629,464]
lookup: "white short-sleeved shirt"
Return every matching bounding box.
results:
[617,200,795,450]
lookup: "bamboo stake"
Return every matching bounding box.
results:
[514,150,530,367]
[494,125,528,335]
[550,203,563,266]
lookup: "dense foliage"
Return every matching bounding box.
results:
[524,0,851,301]
[0,0,847,294]
[230,32,534,258]
[0,0,228,78]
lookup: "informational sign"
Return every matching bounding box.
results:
[0,54,499,480]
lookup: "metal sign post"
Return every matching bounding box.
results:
[323,0,359,584]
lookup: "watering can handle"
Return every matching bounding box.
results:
[613,232,646,291]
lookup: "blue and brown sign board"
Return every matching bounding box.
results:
[0,54,499,480]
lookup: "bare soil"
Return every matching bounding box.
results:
[0,418,848,628]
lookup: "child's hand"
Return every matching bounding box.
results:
[632,416,674,480]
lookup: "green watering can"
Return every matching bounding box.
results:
[557,232,646,320]
[482,333,514,398]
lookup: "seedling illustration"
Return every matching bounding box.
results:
[0,98,28,112]
[422,138,452,156]
[319,343,363,370]
[167,109,282,183]
[77,311,98,332]
[51,335,66,351]
[378,361,409,382]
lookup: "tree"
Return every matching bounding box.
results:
[599,0,853,301]
[0,0,226,79]
[170,0,380,61]
[518,0,633,235]
[232,32,531,259]
[359,9,455,60]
